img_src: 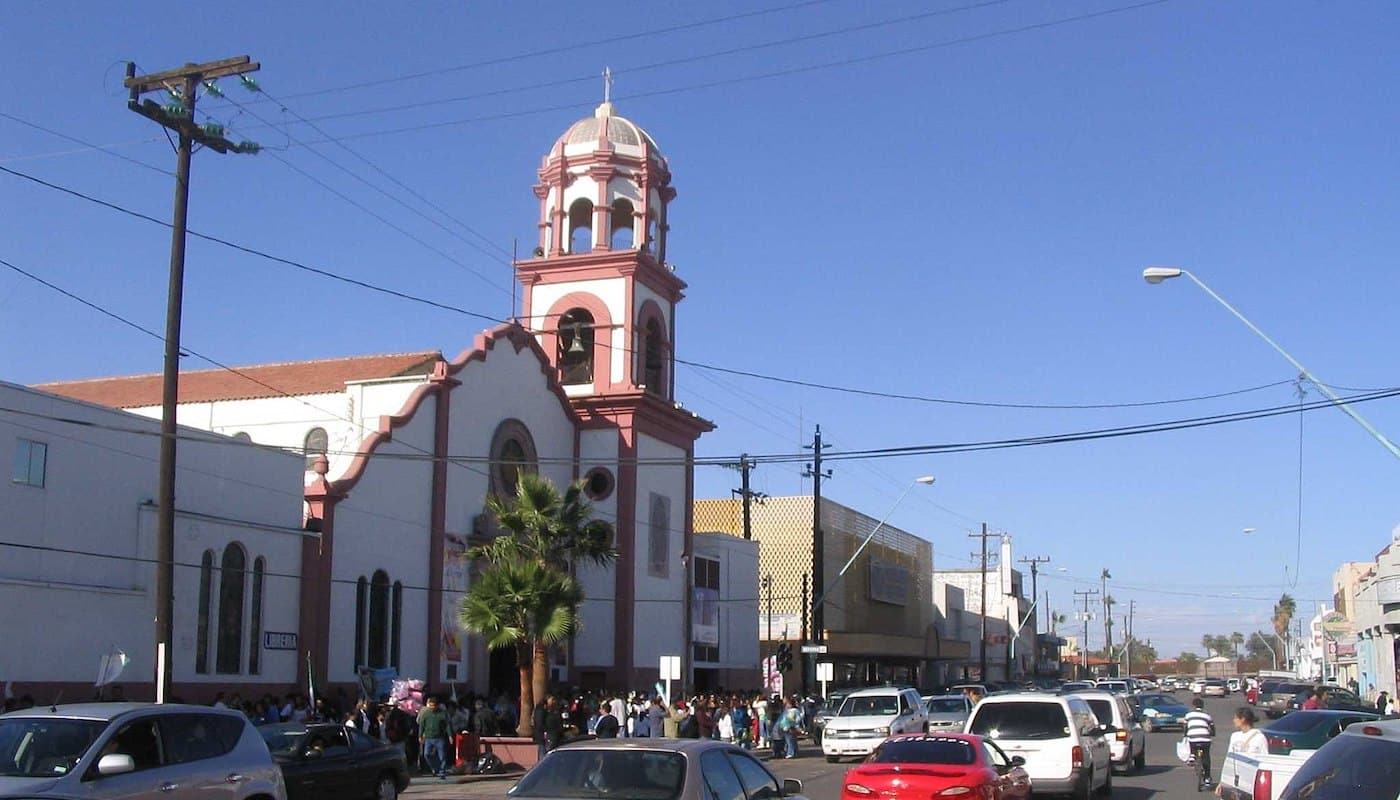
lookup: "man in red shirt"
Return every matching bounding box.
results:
[1301,688,1326,710]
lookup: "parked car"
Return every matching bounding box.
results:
[841,733,1031,800]
[810,692,850,746]
[259,722,409,800]
[1189,678,1208,694]
[1202,680,1230,697]
[507,738,807,800]
[1135,693,1192,733]
[922,695,973,730]
[965,693,1113,797]
[0,702,286,800]
[1227,678,1243,693]
[1274,717,1400,800]
[1077,691,1146,773]
[1094,680,1130,695]
[821,687,929,763]
[1057,681,1095,695]
[1259,682,1312,718]
[1262,709,1379,755]
[1286,686,1375,715]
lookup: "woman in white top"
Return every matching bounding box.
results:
[1217,707,1268,796]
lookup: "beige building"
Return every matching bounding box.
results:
[695,495,967,693]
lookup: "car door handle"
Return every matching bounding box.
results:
[160,782,179,792]
[226,773,245,783]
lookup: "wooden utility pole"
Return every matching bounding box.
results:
[1019,556,1050,634]
[124,55,259,702]
[803,427,830,695]
[1100,568,1113,660]
[970,524,995,681]
[729,454,765,540]
[1074,589,1100,678]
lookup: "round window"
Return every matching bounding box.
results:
[582,467,615,501]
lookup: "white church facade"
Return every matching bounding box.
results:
[33,98,730,699]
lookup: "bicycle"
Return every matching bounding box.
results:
[1190,741,1213,792]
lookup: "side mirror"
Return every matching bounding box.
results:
[782,779,803,797]
[97,753,136,776]
[1010,755,1026,767]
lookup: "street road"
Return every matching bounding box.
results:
[404,694,1252,800]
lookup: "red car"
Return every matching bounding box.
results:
[842,733,1032,800]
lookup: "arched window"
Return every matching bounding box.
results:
[368,570,390,669]
[610,199,635,250]
[303,427,328,470]
[354,576,368,671]
[215,543,246,674]
[557,308,595,385]
[391,581,404,670]
[248,557,265,675]
[643,318,666,395]
[647,494,671,578]
[489,419,538,499]
[195,550,214,674]
[568,198,593,254]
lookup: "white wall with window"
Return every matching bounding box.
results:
[693,532,760,679]
[0,381,305,696]
[631,433,687,672]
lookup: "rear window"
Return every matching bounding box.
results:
[1280,735,1400,800]
[870,737,976,766]
[969,702,1069,741]
[511,749,686,800]
[1267,713,1332,733]
[927,699,967,714]
[1085,700,1113,725]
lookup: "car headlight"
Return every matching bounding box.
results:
[1142,709,1158,717]
[939,788,973,796]
[876,726,892,736]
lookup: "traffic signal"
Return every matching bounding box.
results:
[777,642,793,672]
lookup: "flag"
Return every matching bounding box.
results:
[96,648,128,688]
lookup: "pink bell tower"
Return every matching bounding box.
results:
[516,90,713,686]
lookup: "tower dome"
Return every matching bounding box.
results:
[554,101,663,161]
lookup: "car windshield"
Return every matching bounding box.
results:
[1266,713,1336,733]
[926,699,967,714]
[968,703,1069,741]
[509,749,686,800]
[0,718,106,777]
[1279,736,1400,800]
[258,726,309,755]
[824,695,848,712]
[1260,682,1280,693]
[870,737,976,765]
[838,696,898,717]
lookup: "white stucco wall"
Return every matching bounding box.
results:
[631,433,687,670]
[695,533,760,672]
[1,382,304,689]
[528,277,628,386]
[574,428,621,669]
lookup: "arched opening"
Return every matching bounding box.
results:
[643,318,666,396]
[196,550,214,674]
[557,308,595,385]
[303,427,328,470]
[490,419,538,499]
[568,198,593,254]
[391,580,404,669]
[248,557,265,675]
[354,576,368,672]
[610,199,635,250]
[215,543,246,674]
[645,212,657,252]
[368,569,390,669]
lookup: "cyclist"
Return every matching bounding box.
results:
[1183,698,1216,792]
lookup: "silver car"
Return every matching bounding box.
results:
[0,703,285,800]
[923,694,973,730]
[507,738,807,800]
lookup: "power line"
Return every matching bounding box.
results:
[0,110,171,175]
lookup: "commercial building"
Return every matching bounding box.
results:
[695,495,962,694]
[1351,529,1400,697]
[932,536,1037,682]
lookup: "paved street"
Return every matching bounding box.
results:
[403,695,1251,800]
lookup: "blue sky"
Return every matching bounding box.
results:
[3,0,1397,657]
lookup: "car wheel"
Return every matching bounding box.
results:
[826,755,840,763]
[377,774,399,800]
[1077,769,1094,800]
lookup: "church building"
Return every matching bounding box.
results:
[35,98,718,698]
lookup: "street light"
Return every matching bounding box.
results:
[810,476,935,615]
[1142,266,1400,461]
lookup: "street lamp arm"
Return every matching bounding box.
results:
[1162,268,1400,461]
[810,476,933,615]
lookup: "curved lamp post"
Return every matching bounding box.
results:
[1143,266,1400,461]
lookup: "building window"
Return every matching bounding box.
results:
[12,439,46,487]
[568,198,593,253]
[354,576,368,672]
[215,543,246,674]
[248,557,265,675]
[489,419,538,499]
[368,570,390,669]
[693,556,720,663]
[642,319,665,396]
[582,467,615,501]
[647,493,670,578]
[195,550,214,674]
[557,308,595,385]
[391,581,403,670]
[303,427,328,470]
[610,199,635,249]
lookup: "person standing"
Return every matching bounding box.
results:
[647,697,667,738]
[1183,698,1216,791]
[417,697,450,780]
[753,694,769,749]
[595,702,621,739]
[1216,708,1267,797]
[780,698,802,759]
[1379,691,1392,715]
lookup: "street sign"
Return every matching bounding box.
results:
[816,662,834,682]
[800,644,828,654]
[659,655,681,680]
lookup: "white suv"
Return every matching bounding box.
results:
[965,693,1113,797]
[0,703,286,800]
[821,687,928,763]
[1077,690,1146,773]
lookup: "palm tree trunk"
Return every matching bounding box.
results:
[532,640,549,717]
[517,641,535,737]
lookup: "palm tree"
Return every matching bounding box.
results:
[1230,632,1245,658]
[1273,593,1297,641]
[1201,634,1215,658]
[459,557,582,737]
[469,472,616,729]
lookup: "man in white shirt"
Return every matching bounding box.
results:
[1183,698,1216,790]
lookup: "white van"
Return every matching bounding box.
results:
[965,693,1113,797]
[820,687,928,763]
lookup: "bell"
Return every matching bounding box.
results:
[565,325,587,354]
